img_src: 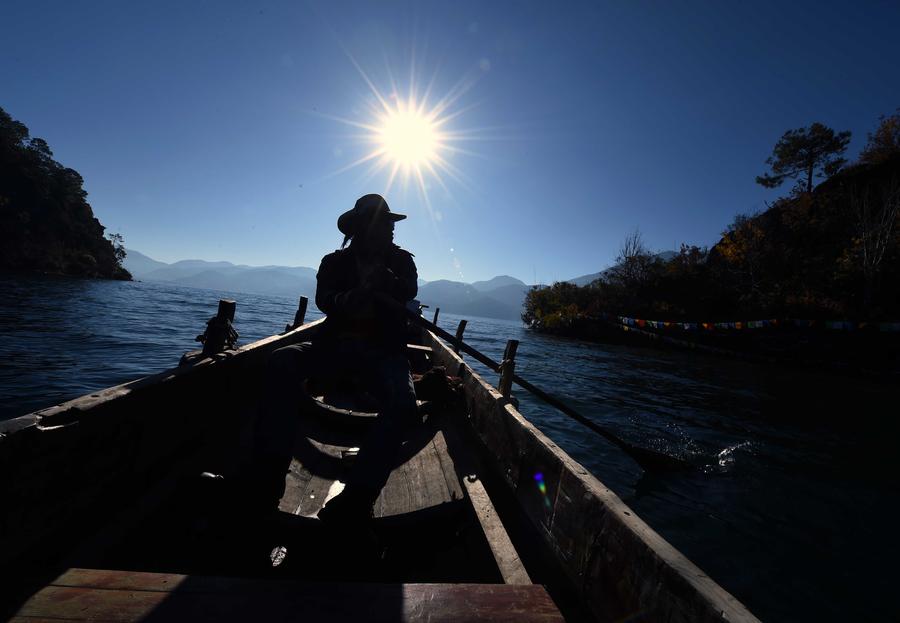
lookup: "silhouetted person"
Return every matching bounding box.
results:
[252,194,418,525]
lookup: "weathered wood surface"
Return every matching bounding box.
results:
[13,568,564,622]
[280,438,343,516]
[269,401,528,587]
[498,339,519,398]
[277,423,465,519]
[424,330,760,623]
[199,299,238,356]
[293,295,308,328]
[454,319,467,354]
[440,422,531,586]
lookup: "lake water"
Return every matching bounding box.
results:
[1,274,895,622]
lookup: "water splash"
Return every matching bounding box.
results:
[716,441,753,470]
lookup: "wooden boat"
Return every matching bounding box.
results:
[0,299,759,622]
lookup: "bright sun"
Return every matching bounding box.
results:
[378,109,441,169]
[323,57,479,203]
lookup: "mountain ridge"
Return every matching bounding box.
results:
[124,249,665,321]
[124,248,534,320]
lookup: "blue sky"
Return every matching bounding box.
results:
[2,1,898,283]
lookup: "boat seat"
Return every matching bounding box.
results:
[12,568,564,622]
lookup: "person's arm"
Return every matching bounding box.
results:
[387,249,417,302]
[355,250,417,303]
[315,254,340,315]
[316,253,367,315]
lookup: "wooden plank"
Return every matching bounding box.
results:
[431,431,465,503]
[461,473,531,586]
[440,422,531,586]
[294,441,345,517]
[376,428,458,517]
[15,569,564,622]
[51,568,189,591]
[408,439,453,508]
[405,446,426,509]
[376,454,413,517]
[282,404,466,520]
[277,455,315,514]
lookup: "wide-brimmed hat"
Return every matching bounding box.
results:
[337,194,406,236]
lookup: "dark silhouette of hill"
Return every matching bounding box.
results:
[0,107,129,279]
[704,153,900,319]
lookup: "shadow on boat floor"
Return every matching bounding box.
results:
[59,476,504,586]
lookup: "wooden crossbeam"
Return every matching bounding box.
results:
[13,568,563,622]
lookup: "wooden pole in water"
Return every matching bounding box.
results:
[498,339,519,397]
[432,307,440,326]
[454,320,467,355]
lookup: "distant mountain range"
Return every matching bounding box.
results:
[124,249,532,320]
[124,249,675,321]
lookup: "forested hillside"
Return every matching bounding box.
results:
[525,113,900,330]
[0,106,129,279]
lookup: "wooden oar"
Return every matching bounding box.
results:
[376,294,690,471]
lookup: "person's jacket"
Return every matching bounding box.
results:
[315,243,417,347]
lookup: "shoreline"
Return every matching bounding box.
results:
[526,315,900,380]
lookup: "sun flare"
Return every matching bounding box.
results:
[378,108,441,170]
[322,55,482,206]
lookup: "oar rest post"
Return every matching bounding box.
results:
[285,296,309,332]
[180,299,239,366]
[201,299,238,356]
[498,339,519,398]
[454,320,468,355]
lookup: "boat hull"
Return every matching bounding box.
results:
[1,317,758,621]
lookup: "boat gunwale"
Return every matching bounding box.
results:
[0,318,327,436]
[0,318,326,585]
[423,329,760,623]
